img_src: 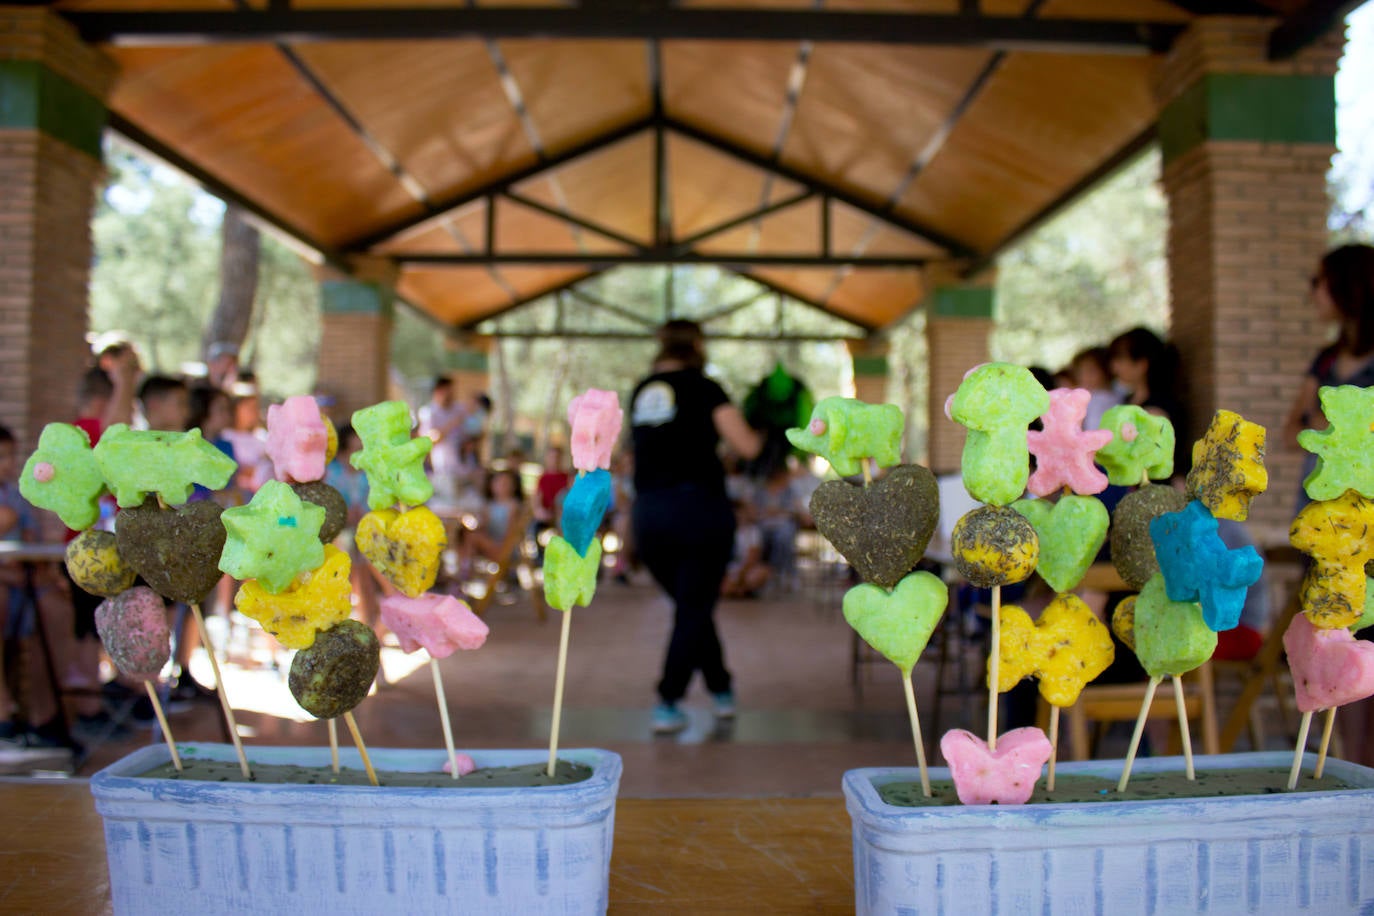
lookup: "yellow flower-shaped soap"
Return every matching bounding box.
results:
[1185,410,1267,522]
[356,505,446,597]
[235,544,353,649]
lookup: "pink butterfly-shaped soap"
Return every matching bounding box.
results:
[940,727,1052,806]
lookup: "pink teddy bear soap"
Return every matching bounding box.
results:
[94,586,171,680]
[568,389,623,473]
[266,395,329,483]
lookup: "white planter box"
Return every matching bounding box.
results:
[91,744,621,916]
[844,751,1374,915]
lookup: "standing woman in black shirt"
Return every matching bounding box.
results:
[630,320,762,733]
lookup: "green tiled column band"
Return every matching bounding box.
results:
[0,60,106,159]
[446,349,489,372]
[852,354,888,377]
[321,279,394,316]
[1159,73,1336,164]
[932,286,994,319]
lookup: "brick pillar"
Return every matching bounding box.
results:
[925,285,994,475]
[0,9,113,447]
[1155,16,1342,536]
[845,338,890,406]
[445,335,491,402]
[316,260,396,423]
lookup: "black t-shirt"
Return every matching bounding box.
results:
[630,368,730,494]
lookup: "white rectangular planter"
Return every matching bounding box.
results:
[845,751,1374,915]
[91,744,621,916]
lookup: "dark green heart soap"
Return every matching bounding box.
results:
[115,498,227,604]
[809,464,939,589]
[1110,485,1188,590]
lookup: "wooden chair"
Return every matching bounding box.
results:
[1215,546,1306,753]
[1054,663,1219,761]
[467,507,543,621]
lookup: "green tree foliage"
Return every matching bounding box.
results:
[90,142,320,399]
[990,150,1170,374]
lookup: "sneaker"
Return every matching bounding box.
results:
[712,691,736,719]
[651,703,688,734]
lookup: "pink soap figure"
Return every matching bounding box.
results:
[442,754,478,777]
[380,592,489,658]
[939,727,1053,805]
[94,586,171,680]
[568,389,623,473]
[1026,388,1112,497]
[265,395,329,483]
[1283,614,1374,713]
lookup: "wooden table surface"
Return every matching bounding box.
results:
[0,781,855,914]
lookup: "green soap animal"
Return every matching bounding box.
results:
[785,397,904,478]
[93,424,238,508]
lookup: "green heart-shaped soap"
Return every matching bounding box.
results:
[544,535,601,612]
[1133,573,1216,678]
[842,570,948,675]
[1011,494,1109,594]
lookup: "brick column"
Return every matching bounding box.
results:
[445,335,491,402]
[1155,16,1342,536]
[0,8,113,447]
[845,338,890,406]
[316,260,396,423]
[925,285,993,475]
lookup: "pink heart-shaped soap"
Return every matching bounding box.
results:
[1283,613,1374,713]
[939,727,1052,806]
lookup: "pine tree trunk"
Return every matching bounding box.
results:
[202,203,261,361]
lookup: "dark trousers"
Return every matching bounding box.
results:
[633,485,736,704]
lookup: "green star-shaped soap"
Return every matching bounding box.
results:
[350,401,434,511]
[93,424,237,508]
[543,535,601,612]
[219,480,326,593]
[1096,405,1174,486]
[19,423,106,530]
[1299,385,1374,501]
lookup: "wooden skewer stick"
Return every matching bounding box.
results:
[1315,707,1338,780]
[901,672,931,798]
[1118,675,1162,793]
[343,711,379,787]
[862,460,873,486]
[988,585,1002,751]
[431,657,460,779]
[1172,675,1195,781]
[190,603,251,779]
[1047,706,1060,792]
[547,608,574,778]
[144,680,182,771]
[327,717,339,774]
[1288,710,1314,791]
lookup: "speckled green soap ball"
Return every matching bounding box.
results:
[1110,485,1188,590]
[951,505,1038,588]
[65,529,137,597]
[291,481,348,544]
[289,619,380,719]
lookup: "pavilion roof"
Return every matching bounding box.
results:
[52,0,1346,333]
